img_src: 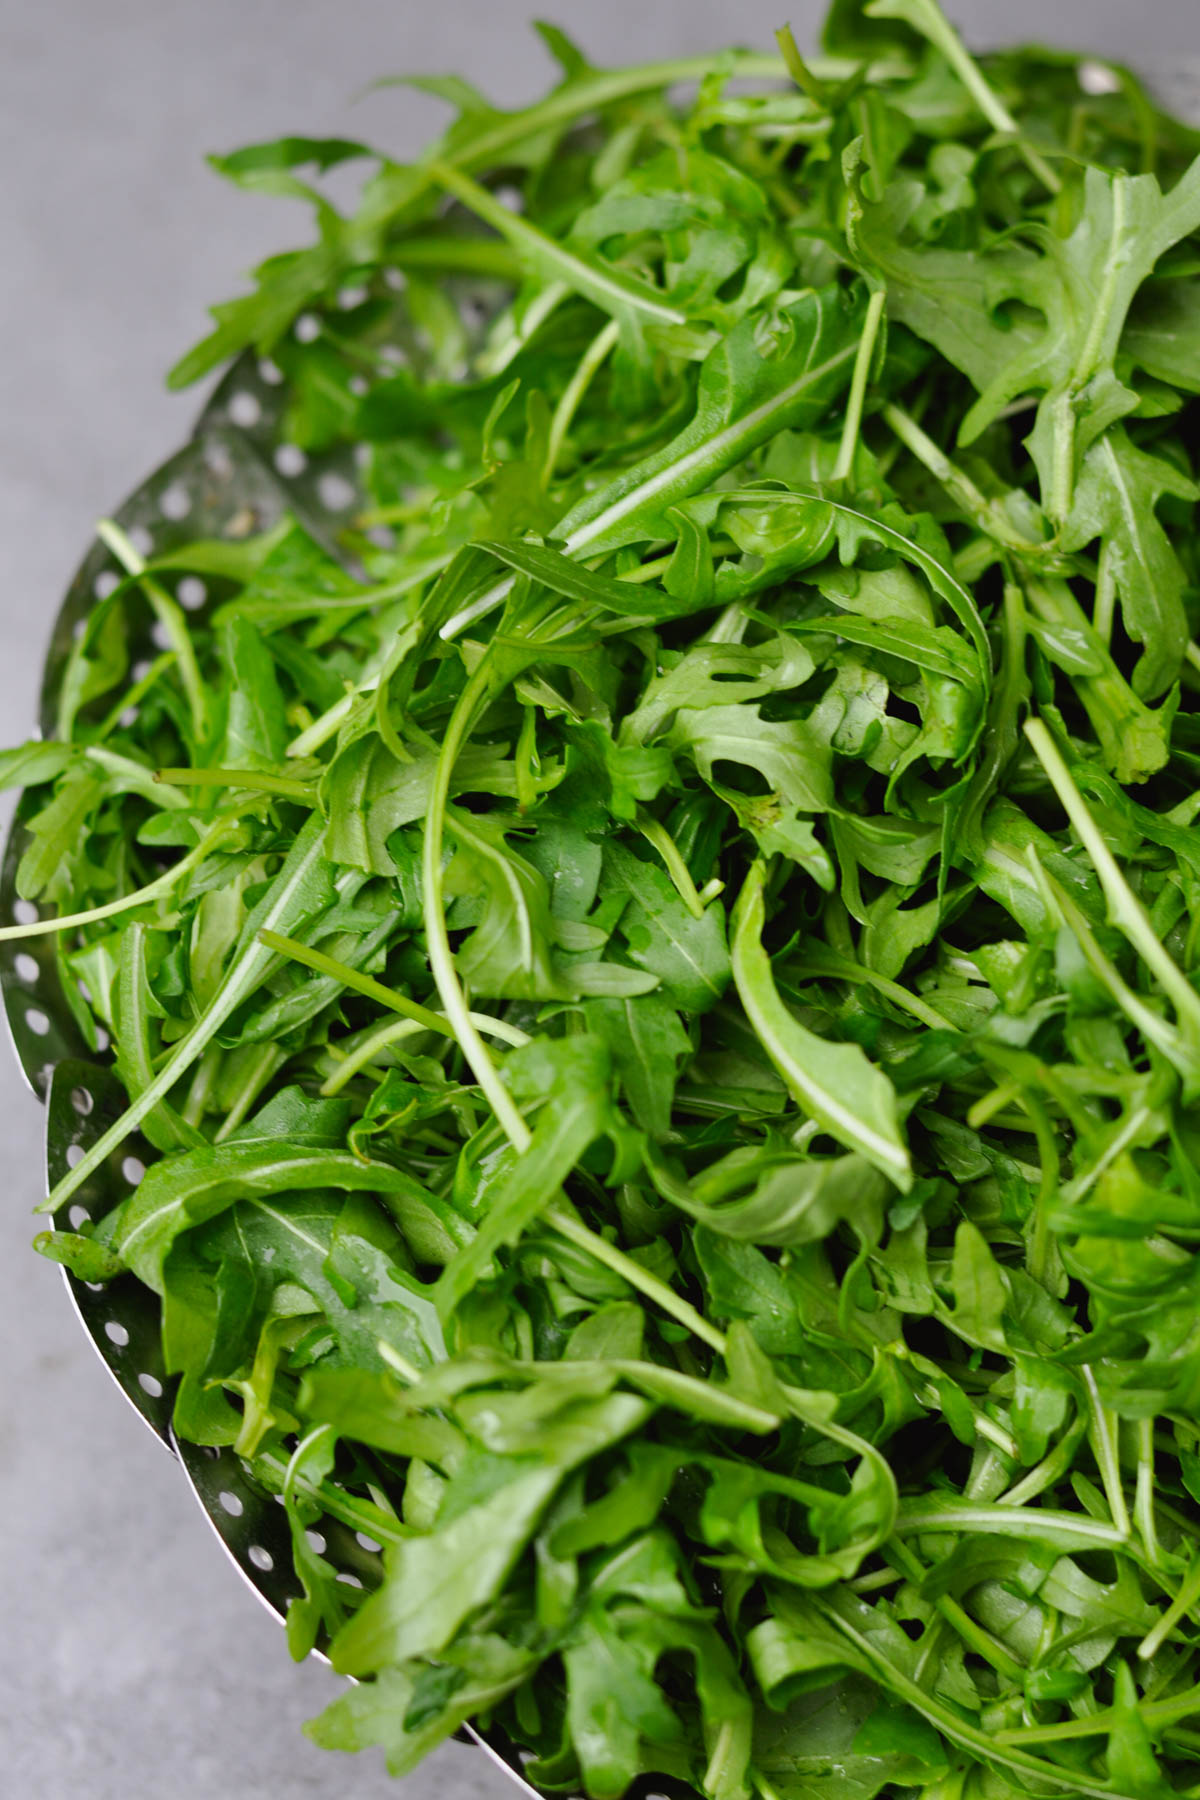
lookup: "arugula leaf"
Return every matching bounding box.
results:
[329,1393,650,1676]
[583,993,691,1139]
[731,863,911,1188]
[601,841,731,1013]
[433,1037,613,1314]
[1060,427,1198,698]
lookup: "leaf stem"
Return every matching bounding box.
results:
[895,1503,1128,1548]
[257,929,451,1039]
[636,811,708,918]
[887,1539,1024,1682]
[286,688,357,759]
[1059,1099,1160,1207]
[543,318,620,484]
[1025,717,1200,1041]
[0,812,245,942]
[181,1044,223,1130]
[1000,1411,1088,1508]
[775,24,832,105]
[967,1079,1022,1130]
[421,659,533,1148]
[213,1044,285,1143]
[1134,1416,1161,1570]
[1019,1088,1060,1288]
[156,766,318,802]
[543,1204,727,1354]
[833,288,886,482]
[96,519,209,744]
[423,49,862,185]
[1027,848,1191,1073]
[786,949,955,1034]
[320,1010,530,1096]
[882,401,1044,551]
[427,159,686,328]
[894,0,1061,195]
[1139,1552,1200,1660]
[92,650,177,742]
[1081,1363,1131,1538]
[1093,538,1117,643]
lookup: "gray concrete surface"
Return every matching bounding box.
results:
[1,2,1196,1796]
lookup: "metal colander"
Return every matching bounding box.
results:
[8,53,1200,1799]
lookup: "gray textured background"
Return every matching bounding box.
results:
[1,3,1196,1796]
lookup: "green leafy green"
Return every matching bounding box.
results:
[17,6,1200,1796]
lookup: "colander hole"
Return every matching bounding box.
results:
[159,489,189,525]
[159,483,191,521]
[306,1530,326,1553]
[77,978,92,1002]
[1079,59,1121,95]
[104,1321,130,1347]
[94,570,119,599]
[336,1572,364,1589]
[94,1027,110,1052]
[258,358,283,385]
[248,1545,274,1572]
[178,576,206,611]
[355,1532,381,1553]
[13,900,38,926]
[204,443,233,479]
[72,618,87,640]
[317,471,356,512]
[218,1491,244,1518]
[68,1204,89,1228]
[131,658,152,681]
[83,1281,105,1293]
[14,952,38,983]
[228,391,262,428]
[138,1372,163,1397]
[348,374,369,398]
[70,1087,94,1116]
[150,621,172,651]
[274,444,307,477]
[127,525,153,557]
[119,708,139,729]
[295,313,320,344]
[66,1144,84,1168]
[338,285,368,310]
[26,1007,50,1037]
[353,442,371,470]
[122,1155,146,1187]
[365,526,395,551]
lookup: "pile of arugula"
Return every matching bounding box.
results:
[8,1,1200,1793]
